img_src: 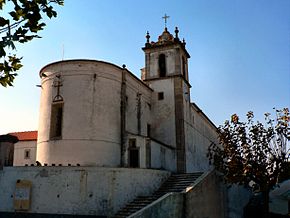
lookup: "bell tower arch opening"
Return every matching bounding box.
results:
[158,54,166,77]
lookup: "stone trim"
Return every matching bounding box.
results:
[143,74,191,88]
[174,78,186,173]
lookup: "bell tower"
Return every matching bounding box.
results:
[142,27,190,82]
[142,25,191,173]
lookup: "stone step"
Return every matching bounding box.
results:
[133,198,156,202]
[159,183,193,187]
[157,185,190,190]
[165,177,199,181]
[113,172,203,217]
[157,187,187,190]
[165,179,198,183]
[121,205,145,209]
[166,178,197,183]
[158,184,191,188]
[171,172,203,176]
[118,208,140,213]
[163,180,195,183]
[115,209,137,215]
[171,175,202,178]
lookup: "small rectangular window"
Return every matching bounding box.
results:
[24,149,30,159]
[129,138,136,148]
[158,92,164,100]
[147,124,151,137]
[50,102,63,139]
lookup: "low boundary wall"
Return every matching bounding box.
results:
[0,166,170,217]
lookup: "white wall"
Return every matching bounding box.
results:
[38,60,124,166]
[185,104,218,172]
[37,60,152,167]
[150,140,176,172]
[125,72,152,136]
[0,167,170,216]
[149,79,176,147]
[13,141,37,166]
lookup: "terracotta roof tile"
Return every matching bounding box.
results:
[9,131,38,141]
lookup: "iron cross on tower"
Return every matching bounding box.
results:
[162,14,170,28]
[53,74,63,102]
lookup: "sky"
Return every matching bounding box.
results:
[0,0,289,134]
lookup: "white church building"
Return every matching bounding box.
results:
[35,26,217,173]
[0,26,249,218]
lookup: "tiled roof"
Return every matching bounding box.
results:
[9,131,38,141]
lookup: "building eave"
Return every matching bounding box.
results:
[39,59,153,92]
[191,102,218,130]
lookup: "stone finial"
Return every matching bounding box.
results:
[182,38,186,46]
[146,31,150,43]
[175,27,179,39]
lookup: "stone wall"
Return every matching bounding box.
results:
[129,193,183,218]
[129,170,227,218]
[185,171,225,218]
[227,185,251,218]
[0,167,170,217]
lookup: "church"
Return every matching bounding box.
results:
[0,25,249,218]
[35,25,217,173]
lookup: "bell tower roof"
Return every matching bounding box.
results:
[158,28,174,44]
[143,27,190,58]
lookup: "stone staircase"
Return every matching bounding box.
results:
[112,172,203,218]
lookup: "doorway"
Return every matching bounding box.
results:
[129,148,139,168]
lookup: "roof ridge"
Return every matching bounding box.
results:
[9,130,38,134]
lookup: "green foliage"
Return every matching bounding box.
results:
[208,108,290,191]
[0,0,64,87]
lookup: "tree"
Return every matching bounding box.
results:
[0,0,64,87]
[207,108,290,217]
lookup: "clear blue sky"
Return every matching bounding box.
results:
[0,0,289,134]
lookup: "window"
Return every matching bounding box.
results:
[129,138,136,148]
[158,54,166,77]
[182,56,186,77]
[147,124,151,137]
[24,149,30,159]
[158,92,164,100]
[50,102,63,139]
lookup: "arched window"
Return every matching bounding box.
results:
[50,102,63,139]
[159,54,166,77]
